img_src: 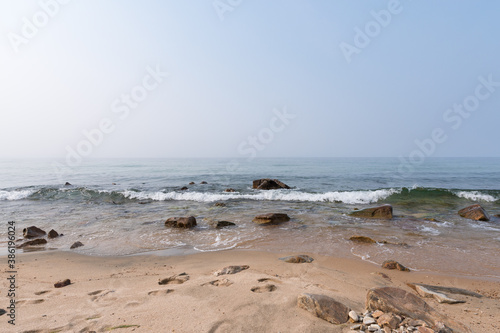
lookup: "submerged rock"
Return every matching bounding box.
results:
[382,260,410,272]
[458,204,489,221]
[23,226,46,239]
[214,202,226,207]
[17,238,47,248]
[200,181,208,184]
[349,236,376,244]
[253,213,290,225]
[252,178,290,190]
[64,182,71,186]
[165,216,197,228]
[349,204,393,219]
[208,220,236,229]
[180,186,188,191]
[297,293,350,325]
[189,182,195,185]
[224,188,236,192]
[279,255,314,263]
[70,241,84,249]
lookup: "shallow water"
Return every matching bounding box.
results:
[1,158,499,280]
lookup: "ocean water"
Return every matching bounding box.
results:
[1,158,499,280]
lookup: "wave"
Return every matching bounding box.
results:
[0,186,498,204]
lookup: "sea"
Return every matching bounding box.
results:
[1,158,499,280]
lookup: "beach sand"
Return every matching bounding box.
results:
[2,250,499,333]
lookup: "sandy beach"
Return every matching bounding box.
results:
[1,249,498,333]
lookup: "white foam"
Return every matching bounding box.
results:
[121,188,400,204]
[0,189,34,200]
[454,190,497,202]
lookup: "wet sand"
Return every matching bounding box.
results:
[1,250,499,333]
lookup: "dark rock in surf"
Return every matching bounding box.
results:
[349,204,393,219]
[17,238,47,248]
[64,182,71,186]
[253,213,290,225]
[180,186,188,191]
[297,293,350,324]
[23,226,47,239]
[225,188,236,192]
[382,260,410,272]
[165,216,197,228]
[279,255,314,263]
[70,241,84,249]
[458,204,490,221]
[200,181,208,184]
[189,182,195,185]
[214,202,226,207]
[252,179,290,190]
[209,220,236,229]
[48,229,59,239]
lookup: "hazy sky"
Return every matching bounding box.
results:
[1,0,499,159]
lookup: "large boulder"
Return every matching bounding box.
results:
[297,293,350,324]
[458,204,489,221]
[253,213,290,225]
[253,179,290,190]
[349,204,393,219]
[366,287,471,333]
[23,226,46,239]
[165,216,197,228]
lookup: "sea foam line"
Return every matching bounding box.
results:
[121,188,399,204]
[0,189,35,200]
[454,190,497,202]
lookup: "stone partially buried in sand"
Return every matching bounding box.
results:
[382,260,410,272]
[349,236,377,244]
[70,241,84,249]
[349,204,393,219]
[165,216,197,228]
[458,204,490,221]
[54,279,71,288]
[253,213,290,225]
[17,238,47,248]
[279,255,314,263]
[297,293,350,325]
[214,265,249,276]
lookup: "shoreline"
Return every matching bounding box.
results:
[1,249,499,332]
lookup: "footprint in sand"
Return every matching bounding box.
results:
[17,299,45,305]
[148,289,175,296]
[158,272,189,285]
[251,284,277,293]
[88,290,105,296]
[201,278,233,287]
[257,278,281,284]
[34,290,50,296]
[88,289,115,302]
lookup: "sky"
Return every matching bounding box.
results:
[1,0,499,159]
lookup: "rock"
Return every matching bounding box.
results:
[350,323,361,330]
[382,260,410,272]
[209,220,236,229]
[371,310,384,318]
[138,200,152,204]
[189,182,195,185]
[279,255,314,263]
[407,283,482,298]
[48,229,59,239]
[458,204,489,221]
[23,226,46,239]
[411,284,465,304]
[349,204,393,219]
[349,236,377,244]
[368,324,381,331]
[64,182,71,186]
[253,213,290,225]
[54,279,71,288]
[496,214,500,218]
[159,273,189,285]
[70,241,84,249]
[224,188,236,192]
[366,287,472,333]
[214,202,226,207]
[363,316,376,325]
[297,293,350,325]
[0,309,6,316]
[253,179,290,190]
[17,238,47,248]
[417,327,435,333]
[200,181,208,184]
[165,216,197,228]
[424,218,440,222]
[348,310,359,322]
[377,313,401,329]
[112,183,117,185]
[214,265,249,276]
[180,186,188,191]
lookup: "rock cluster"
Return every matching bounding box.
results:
[17,225,63,249]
